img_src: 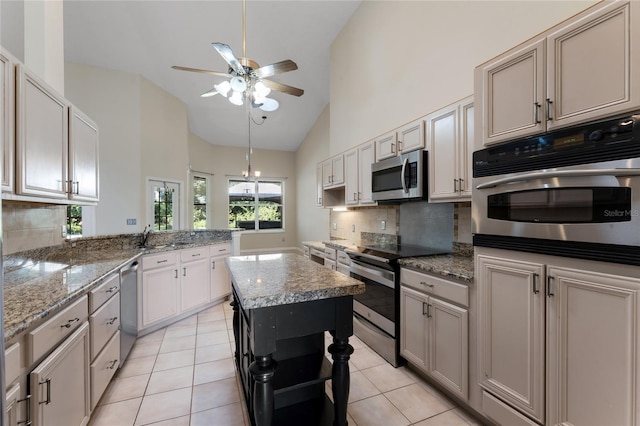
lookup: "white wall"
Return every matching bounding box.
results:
[329,0,597,155]
[64,63,142,235]
[295,104,330,246]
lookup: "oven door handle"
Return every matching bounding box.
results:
[476,168,640,189]
[350,260,395,288]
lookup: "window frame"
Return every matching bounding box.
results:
[228,177,285,232]
[192,173,211,229]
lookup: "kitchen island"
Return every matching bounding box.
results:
[226,253,365,426]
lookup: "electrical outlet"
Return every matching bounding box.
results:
[126,218,137,225]
[332,223,337,230]
[381,220,386,230]
[61,224,67,238]
[351,224,355,232]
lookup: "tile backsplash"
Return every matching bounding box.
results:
[329,205,398,242]
[2,201,67,254]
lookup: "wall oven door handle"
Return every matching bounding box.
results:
[476,168,640,189]
[400,157,409,193]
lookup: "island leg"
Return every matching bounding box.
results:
[249,354,277,426]
[230,298,239,362]
[329,337,354,426]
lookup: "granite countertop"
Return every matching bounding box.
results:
[302,240,326,251]
[226,253,365,310]
[4,230,235,345]
[399,253,474,283]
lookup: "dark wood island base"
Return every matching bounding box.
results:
[226,254,365,426]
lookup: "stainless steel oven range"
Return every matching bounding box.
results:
[473,112,640,265]
[345,244,450,367]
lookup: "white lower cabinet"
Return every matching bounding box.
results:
[210,244,231,301]
[477,250,640,425]
[5,383,22,426]
[90,331,120,411]
[141,252,179,329]
[400,269,469,400]
[180,247,210,312]
[29,322,91,426]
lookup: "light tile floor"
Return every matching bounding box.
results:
[89,301,484,426]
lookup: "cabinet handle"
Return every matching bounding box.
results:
[426,303,432,318]
[17,395,31,425]
[191,253,201,257]
[532,273,540,294]
[353,192,357,201]
[547,275,555,297]
[358,191,361,200]
[422,302,428,316]
[107,359,119,370]
[174,269,178,279]
[157,259,168,264]
[106,286,118,293]
[546,98,554,121]
[60,317,80,328]
[534,102,541,124]
[73,181,79,195]
[459,178,464,191]
[212,261,216,270]
[107,316,118,325]
[183,267,187,277]
[420,281,435,289]
[453,178,459,192]
[218,248,226,252]
[39,379,52,405]
[391,143,395,154]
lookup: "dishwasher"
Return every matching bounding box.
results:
[119,260,139,365]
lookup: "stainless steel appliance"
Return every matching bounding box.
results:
[119,260,139,364]
[345,244,450,366]
[372,150,427,202]
[473,112,640,265]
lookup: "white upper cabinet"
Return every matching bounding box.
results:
[397,118,425,154]
[1,48,16,193]
[344,148,359,206]
[357,141,376,205]
[322,154,344,188]
[69,106,99,202]
[375,130,397,161]
[16,64,69,199]
[428,96,474,202]
[477,0,640,148]
[315,163,323,207]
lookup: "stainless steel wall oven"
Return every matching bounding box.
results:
[473,113,640,265]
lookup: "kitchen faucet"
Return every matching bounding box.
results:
[141,224,152,247]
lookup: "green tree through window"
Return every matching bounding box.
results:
[193,176,207,229]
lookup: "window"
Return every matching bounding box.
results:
[193,175,208,229]
[67,205,82,236]
[228,178,283,230]
[149,179,181,231]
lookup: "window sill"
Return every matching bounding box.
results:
[238,229,285,234]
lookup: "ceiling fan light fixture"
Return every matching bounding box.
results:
[259,98,279,112]
[254,81,270,98]
[229,91,244,106]
[230,76,247,92]
[214,81,231,97]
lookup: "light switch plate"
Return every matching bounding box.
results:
[332,223,337,230]
[61,225,67,238]
[126,218,137,225]
[381,220,386,230]
[351,224,355,232]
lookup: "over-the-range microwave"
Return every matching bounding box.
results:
[371,150,427,202]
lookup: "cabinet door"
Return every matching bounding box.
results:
[141,266,179,327]
[211,256,230,300]
[398,118,424,153]
[477,255,545,423]
[316,163,323,206]
[357,141,375,205]
[322,160,333,187]
[400,286,428,367]
[16,64,69,199]
[375,131,397,161]
[69,106,99,202]
[5,383,21,426]
[344,149,358,206]
[1,48,15,193]
[458,98,474,198]
[428,297,468,400]
[428,103,458,201]
[546,1,640,130]
[546,267,640,426]
[30,322,90,426]
[181,258,210,312]
[480,38,545,146]
[331,155,344,186]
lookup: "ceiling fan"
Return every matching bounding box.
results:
[172,0,304,112]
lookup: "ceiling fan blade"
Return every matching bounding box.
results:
[200,88,219,98]
[253,60,298,79]
[212,42,245,76]
[171,65,230,78]
[261,79,304,97]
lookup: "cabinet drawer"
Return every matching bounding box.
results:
[90,293,120,360]
[337,251,350,265]
[210,244,231,257]
[89,272,120,312]
[482,391,538,426]
[5,342,22,386]
[28,295,88,364]
[303,246,310,257]
[90,331,120,410]
[324,247,337,260]
[401,268,469,307]
[181,246,208,263]
[142,251,178,270]
[310,248,324,258]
